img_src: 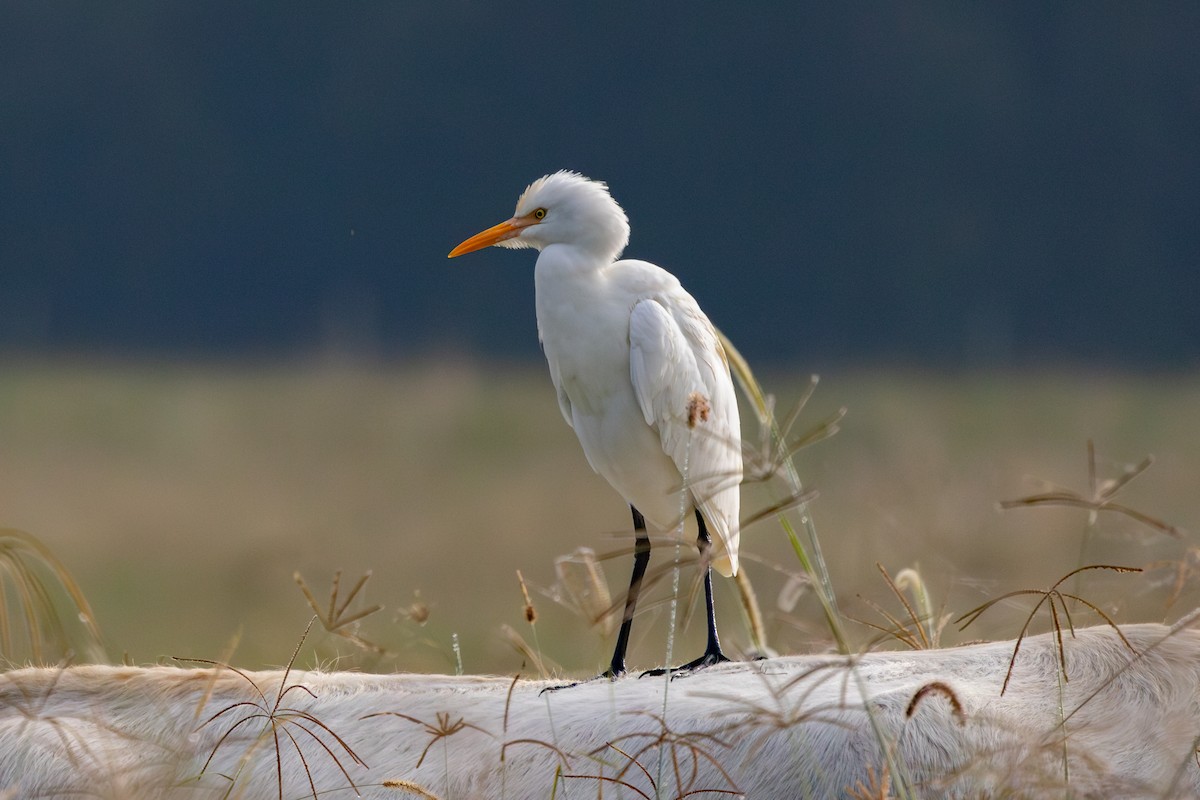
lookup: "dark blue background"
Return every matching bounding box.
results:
[3,3,1197,368]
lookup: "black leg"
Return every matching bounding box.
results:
[541,506,650,692]
[642,509,730,677]
[689,508,730,668]
[607,506,651,677]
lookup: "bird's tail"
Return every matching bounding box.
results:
[711,550,737,578]
[701,495,740,578]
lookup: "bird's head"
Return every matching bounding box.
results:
[448,171,630,264]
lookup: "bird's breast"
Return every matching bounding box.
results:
[535,267,630,410]
[534,260,688,528]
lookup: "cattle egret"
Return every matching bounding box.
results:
[448,171,742,678]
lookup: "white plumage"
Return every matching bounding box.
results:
[449,171,742,674]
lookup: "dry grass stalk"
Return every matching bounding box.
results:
[380,778,441,798]
[904,681,965,725]
[561,712,741,799]
[499,624,556,679]
[548,547,615,638]
[361,710,490,770]
[1000,440,1182,538]
[178,617,366,800]
[0,528,105,665]
[741,375,845,485]
[845,764,893,800]
[955,564,1141,695]
[516,569,537,625]
[295,570,385,655]
[1144,546,1200,612]
[851,563,948,651]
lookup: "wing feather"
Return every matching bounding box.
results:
[629,298,742,576]
[539,330,575,429]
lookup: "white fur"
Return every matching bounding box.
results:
[3,623,1199,798]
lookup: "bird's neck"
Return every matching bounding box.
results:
[534,244,615,280]
[533,246,616,347]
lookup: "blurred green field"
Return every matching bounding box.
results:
[1,358,1197,675]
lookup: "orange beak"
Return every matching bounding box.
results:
[447,215,538,258]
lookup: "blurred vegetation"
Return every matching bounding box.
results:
[0,527,105,665]
[0,358,1196,674]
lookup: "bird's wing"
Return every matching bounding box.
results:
[539,331,575,429]
[629,298,742,576]
[548,357,575,429]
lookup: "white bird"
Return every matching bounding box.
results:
[448,171,742,678]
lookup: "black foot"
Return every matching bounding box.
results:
[539,667,624,694]
[640,648,732,679]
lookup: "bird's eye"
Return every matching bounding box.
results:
[533,208,547,220]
